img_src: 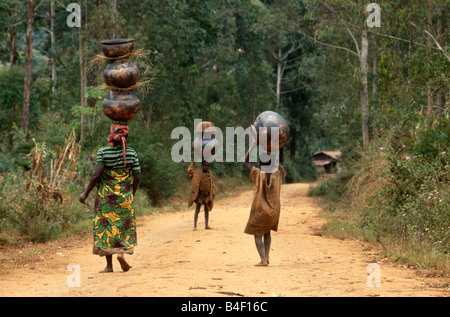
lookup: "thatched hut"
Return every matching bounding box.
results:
[313,151,342,178]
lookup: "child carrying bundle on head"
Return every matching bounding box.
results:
[243,126,286,266]
[187,160,217,230]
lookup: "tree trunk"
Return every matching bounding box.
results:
[276,49,282,107]
[78,0,86,142]
[426,1,435,117]
[9,4,18,67]
[21,0,34,138]
[360,29,370,150]
[427,88,434,116]
[145,103,153,129]
[436,5,446,119]
[50,0,56,92]
[436,91,445,118]
[372,37,377,95]
[111,0,117,38]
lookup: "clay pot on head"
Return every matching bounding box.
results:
[253,111,290,152]
[193,137,218,160]
[103,59,139,88]
[195,121,216,136]
[102,91,140,122]
[101,38,134,58]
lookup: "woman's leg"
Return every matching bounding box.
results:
[100,255,113,273]
[117,252,132,272]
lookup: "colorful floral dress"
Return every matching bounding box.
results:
[92,145,140,256]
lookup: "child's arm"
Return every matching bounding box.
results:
[244,125,257,172]
[187,162,196,178]
[244,143,256,172]
[279,147,284,166]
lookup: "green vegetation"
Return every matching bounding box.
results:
[0,1,448,274]
[310,117,449,272]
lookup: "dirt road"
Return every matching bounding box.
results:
[0,183,448,297]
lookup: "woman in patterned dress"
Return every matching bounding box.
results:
[79,122,141,273]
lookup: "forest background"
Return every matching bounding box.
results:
[0,0,448,274]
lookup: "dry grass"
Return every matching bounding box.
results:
[25,129,80,202]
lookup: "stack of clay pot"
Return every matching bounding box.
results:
[193,121,218,160]
[101,38,140,123]
[253,111,290,153]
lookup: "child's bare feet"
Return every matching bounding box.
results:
[255,261,268,267]
[117,254,132,272]
[99,266,113,273]
[205,225,212,229]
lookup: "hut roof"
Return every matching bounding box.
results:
[312,151,342,167]
[313,151,342,159]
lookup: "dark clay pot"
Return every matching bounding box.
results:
[193,137,218,158]
[102,91,140,122]
[195,121,215,134]
[103,59,139,88]
[101,38,134,58]
[253,111,290,152]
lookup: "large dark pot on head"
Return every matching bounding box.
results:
[195,121,215,135]
[102,91,140,122]
[253,111,290,152]
[101,38,134,58]
[103,59,139,88]
[193,137,218,160]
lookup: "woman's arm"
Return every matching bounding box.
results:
[133,173,141,196]
[79,165,104,204]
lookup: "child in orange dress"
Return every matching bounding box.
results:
[187,161,217,230]
[244,142,286,266]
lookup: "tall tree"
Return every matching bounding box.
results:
[8,2,19,67]
[79,0,86,142]
[255,0,304,108]
[304,0,372,149]
[21,0,34,137]
[50,0,56,92]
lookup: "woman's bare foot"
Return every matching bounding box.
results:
[205,225,212,230]
[117,254,132,272]
[99,266,113,273]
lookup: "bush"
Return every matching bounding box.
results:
[363,144,449,253]
[308,169,354,201]
[284,154,318,183]
[128,122,180,206]
[0,172,87,243]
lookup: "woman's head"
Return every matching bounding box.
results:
[107,122,129,165]
[107,122,129,147]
